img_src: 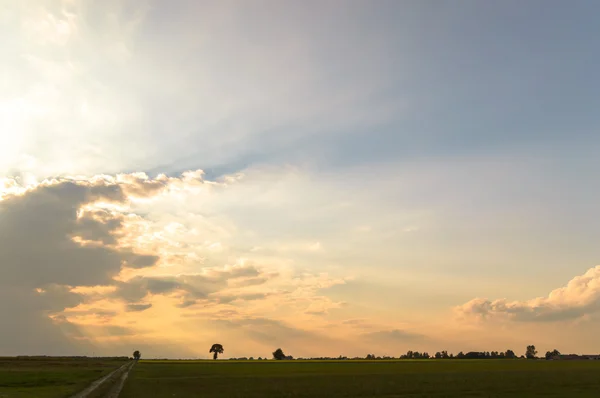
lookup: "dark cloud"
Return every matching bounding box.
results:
[176,299,199,308]
[126,303,153,312]
[0,180,155,288]
[73,209,124,245]
[230,276,271,288]
[216,292,271,304]
[0,178,160,355]
[113,265,267,305]
[103,325,137,336]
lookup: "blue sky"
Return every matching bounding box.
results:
[1,0,599,357]
[145,0,600,175]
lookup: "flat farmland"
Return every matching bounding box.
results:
[120,359,600,397]
[0,357,128,398]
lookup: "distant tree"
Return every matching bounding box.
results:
[209,344,224,360]
[423,352,430,359]
[464,352,485,359]
[441,351,449,359]
[273,348,287,360]
[505,350,516,359]
[366,354,376,360]
[133,350,141,360]
[545,349,560,360]
[526,345,537,359]
[434,352,442,359]
[456,351,465,359]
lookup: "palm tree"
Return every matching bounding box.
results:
[209,344,224,360]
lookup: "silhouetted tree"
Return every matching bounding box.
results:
[133,350,141,360]
[456,351,465,359]
[464,352,485,359]
[273,348,286,360]
[545,349,560,360]
[526,345,537,359]
[434,352,442,359]
[209,343,224,360]
[441,350,449,359]
[505,349,516,359]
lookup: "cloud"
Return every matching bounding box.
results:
[456,265,600,322]
[341,319,371,327]
[126,303,152,312]
[112,262,267,306]
[229,276,273,288]
[0,171,218,354]
[0,166,446,357]
[362,329,425,342]
[216,293,272,304]
[0,177,163,288]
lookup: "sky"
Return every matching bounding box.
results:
[0,0,599,359]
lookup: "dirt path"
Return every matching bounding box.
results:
[70,360,136,398]
[104,360,135,398]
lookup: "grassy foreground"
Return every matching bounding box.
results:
[120,359,600,397]
[0,357,128,398]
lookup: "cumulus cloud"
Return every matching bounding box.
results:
[456,265,600,322]
[0,171,218,354]
[0,168,408,357]
[0,177,162,288]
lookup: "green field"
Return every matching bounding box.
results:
[120,360,600,397]
[0,357,128,398]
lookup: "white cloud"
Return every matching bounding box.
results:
[456,266,600,322]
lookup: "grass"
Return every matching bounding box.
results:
[0,357,129,398]
[120,359,600,397]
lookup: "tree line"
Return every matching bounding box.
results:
[132,344,569,361]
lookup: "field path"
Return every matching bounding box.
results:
[70,360,136,398]
[104,360,135,398]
